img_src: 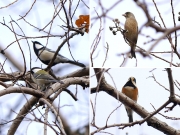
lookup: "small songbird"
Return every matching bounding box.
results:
[122,12,138,58]
[32,41,86,67]
[30,67,64,91]
[122,77,138,122]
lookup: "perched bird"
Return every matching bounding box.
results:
[30,67,64,91]
[122,12,138,58]
[122,77,138,122]
[32,41,86,67]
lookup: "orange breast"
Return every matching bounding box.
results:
[122,86,138,102]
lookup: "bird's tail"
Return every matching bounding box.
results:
[131,48,136,58]
[125,106,133,123]
[68,60,86,67]
[128,115,133,123]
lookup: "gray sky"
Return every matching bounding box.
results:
[0,0,180,135]
[90,68,180,135]
[0,0,89,134]
[91,0,180,67]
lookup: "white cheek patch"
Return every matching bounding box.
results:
[39,50,54,60]
[35,44,43,49]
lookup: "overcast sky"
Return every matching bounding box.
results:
[0,0,180,135]
[90,68,180,135]
[0,0,89,135]
[90,1,180,134]
[91,0,180,67]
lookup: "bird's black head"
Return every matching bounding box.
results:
[32,41,44,56]
[129,77,136,84]
[124,77,137,88]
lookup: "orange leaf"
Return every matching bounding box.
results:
[75,15,90,33]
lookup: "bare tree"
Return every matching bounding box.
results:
[0,0,89,135]
[90,68,180,135]
[90,0,180,67]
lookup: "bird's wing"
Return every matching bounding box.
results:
[44,47,70,60]
[44,47,53,52]
[136,26,138,41]
[34,73,56,81]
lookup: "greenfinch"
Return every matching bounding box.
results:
[123,12,138,58]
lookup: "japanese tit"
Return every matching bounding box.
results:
[32,41,86,67]
[123,12,138,58]
[30,67,64,91]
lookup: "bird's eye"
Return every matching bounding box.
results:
[133,78,136,83]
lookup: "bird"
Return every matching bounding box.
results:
[122,77,138,122]
[32,41,86,67]
[122,12,138,58]
[30,67,64,91]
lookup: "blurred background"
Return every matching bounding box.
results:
[90,68,180,135]
[90,0,180,67]
[0,0,89,135]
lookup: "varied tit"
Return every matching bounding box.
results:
[32,41,86,67]
[122,77,138,122]
[122,12,138,58]
[30,67,64,91]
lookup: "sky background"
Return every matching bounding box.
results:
[90,68,180,135]
[0,0,89,135]
[90,0,180,67]
[0,0,180,135]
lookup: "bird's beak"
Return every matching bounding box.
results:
[31,41,34,43]
[122,14,126,17]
